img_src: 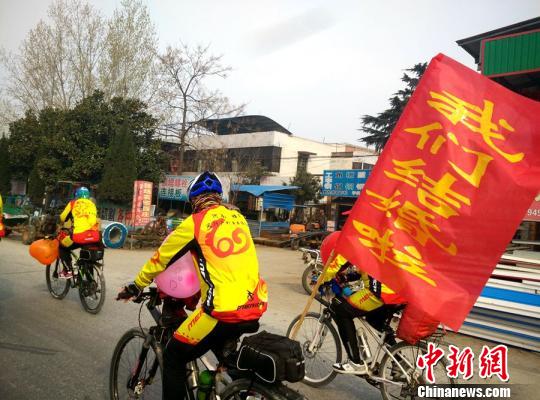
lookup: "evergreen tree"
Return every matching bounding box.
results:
[99,122,137,204]
[0,136,11,193]
[289,170,322,205]
[359,63,427,152]
[27,163,45,205]
[7,91,164,186]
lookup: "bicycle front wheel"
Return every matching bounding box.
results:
[286,312,341,387]
[78,263,106,314]
[110,328,163,400]
[220,378,302,400]
[45,259,70,299]
[379,341,456,400]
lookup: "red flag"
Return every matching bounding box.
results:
[336,54,540,330]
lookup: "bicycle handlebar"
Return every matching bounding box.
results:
[116,287,158,303]
[315,294,331,308]
[299,248,320,254]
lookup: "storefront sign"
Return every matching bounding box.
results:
[132,180,153,227]
[321,170,371,197]
[524,197,540,222]
[158,175,195,201]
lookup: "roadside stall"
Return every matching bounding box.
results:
[231,185,298,238]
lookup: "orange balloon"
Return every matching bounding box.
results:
[29,239,60,265]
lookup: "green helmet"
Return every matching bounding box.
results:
[75,186,91,199]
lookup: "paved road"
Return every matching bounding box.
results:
[0,238,538,399]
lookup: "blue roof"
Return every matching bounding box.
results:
[232,185,299,197]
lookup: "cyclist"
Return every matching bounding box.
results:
[319,231,405,375]
[118,171,268,400]
[57,186,100,278]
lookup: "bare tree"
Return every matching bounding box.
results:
[1,0,158,115]
[0,90,20,133]
[1,0,105,111]
[156,43,245,173]
[228,155,272,205]
[100,0,158,102]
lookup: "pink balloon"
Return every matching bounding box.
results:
[155,252,200,299]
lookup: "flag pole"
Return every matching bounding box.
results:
[290,250,335,340]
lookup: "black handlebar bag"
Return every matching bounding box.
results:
[236,330,305,383]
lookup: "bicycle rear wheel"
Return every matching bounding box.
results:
[110,328,163,400]
[78,263,106,314]
[286,312,341,387]
[301,265,320,295]
[379,341,456,400]
[45,259,70,299]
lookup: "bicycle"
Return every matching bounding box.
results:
[45,240,106,314]
[299,248,323,295]
[110,287,306,400]
[287,289,455,400]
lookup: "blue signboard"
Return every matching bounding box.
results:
[158,175,194,201]
[321,169,370,197]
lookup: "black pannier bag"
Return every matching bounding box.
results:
[236,331,305,383]
[79,242,105,262]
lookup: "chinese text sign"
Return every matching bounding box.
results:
[132,180,153,227]
[321,170,371,197]
[158,175,195,201]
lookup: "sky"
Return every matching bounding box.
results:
[1,0,539,145]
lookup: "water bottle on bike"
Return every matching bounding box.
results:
[197,370,214,400]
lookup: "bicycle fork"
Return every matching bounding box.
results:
[129,334,160,394]
[307,312,330,354]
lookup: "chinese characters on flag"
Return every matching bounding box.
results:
[132,181,153,227]
[336,54,540,330]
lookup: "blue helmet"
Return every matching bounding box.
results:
[187,172,223,200]
[75,186,91,199]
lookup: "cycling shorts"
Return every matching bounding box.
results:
[173,308,219,345]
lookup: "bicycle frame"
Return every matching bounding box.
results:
[315,295,413,387]
[355,317,414,386]
[64,250,99,288]
[127,289,225,398]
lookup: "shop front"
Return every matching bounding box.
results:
[321,169,371,231]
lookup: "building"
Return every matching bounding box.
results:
[158,115,378,230]
[457,16,540,100]
[457,17,540,240]
[457,17,540,352]
[163,115,378,185]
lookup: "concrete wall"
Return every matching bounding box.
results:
[182,131,378,184]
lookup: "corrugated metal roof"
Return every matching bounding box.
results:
[198,115,292,135]
[483,30,540,76]
[457,17,540,63]
[232,185,299,197]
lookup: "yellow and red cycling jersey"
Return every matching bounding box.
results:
[135,205,268,325]
[60,198,100,244]
[322,253,404,311]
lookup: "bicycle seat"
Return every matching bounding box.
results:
[235,320,260,335]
